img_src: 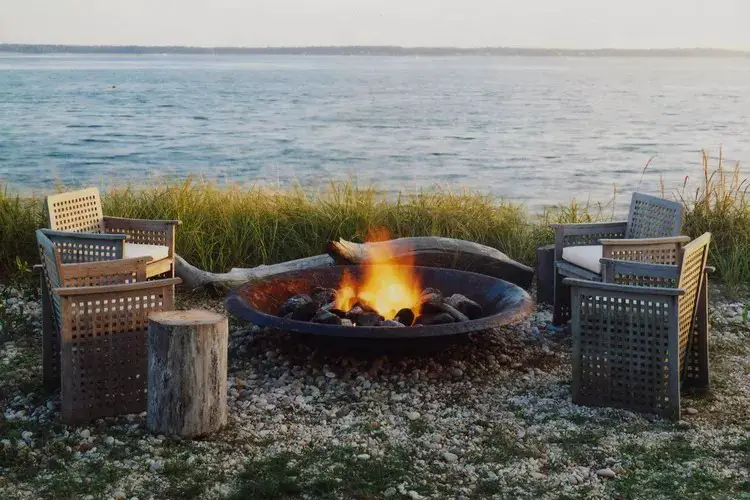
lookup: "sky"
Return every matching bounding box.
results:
[1,0,749,49]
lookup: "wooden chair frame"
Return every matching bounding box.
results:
[46,187,180,279]
[565,233,711,420]
[37,229,181,424]
[552,192,686,325]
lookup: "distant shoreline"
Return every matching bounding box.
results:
[1,44,749,57]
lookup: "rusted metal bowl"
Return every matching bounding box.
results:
[225,265,534,339]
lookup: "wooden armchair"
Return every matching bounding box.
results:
[552,192,686,325]
[47,187,180,278]
[564,233,711,420]
[37,229,181,424]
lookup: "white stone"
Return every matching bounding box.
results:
[531,472,546,480]
[407,491,422,500]
[80,429,91,439]
[113,491,126,500]
[325,371,336,379]
[407,411,421,421]
[596,468,616,478]
[442,452,458,463]
[105,436,115,446]
[383,487,397,497]
[685,407,699,415]
[356,454,370,460]
[149,460,164,473]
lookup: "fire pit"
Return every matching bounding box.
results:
[225,265,533,339]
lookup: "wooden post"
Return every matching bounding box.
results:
[147,310,228,437]
[536,244,555,305]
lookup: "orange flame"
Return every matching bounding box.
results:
[335,228,422,320]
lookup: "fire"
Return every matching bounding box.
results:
[335,228,422,320]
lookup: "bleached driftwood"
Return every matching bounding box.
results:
[174,254,335,291]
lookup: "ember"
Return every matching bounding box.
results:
[277,286,484,327]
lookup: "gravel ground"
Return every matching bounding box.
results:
[0,284,748,500]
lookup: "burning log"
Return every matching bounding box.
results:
[394,308,415,327]
[414,312,455,325]
[445,294,484,320]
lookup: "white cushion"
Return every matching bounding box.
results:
[562,245,603,275]
[123,243,170,262]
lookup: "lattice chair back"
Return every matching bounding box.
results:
[675,233,711,375]
[47,187,105,234]
[625,193,684,239]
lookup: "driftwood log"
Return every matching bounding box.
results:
[329,237,535,289]
[175,254,335,291]
[175,236,534,290]
[147,310,228,437]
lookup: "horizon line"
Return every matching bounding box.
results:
[2,43,750,53]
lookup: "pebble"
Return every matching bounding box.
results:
[325,371,336,379]
[356,453,370,460]
[486,471,498,480]
[451,368,464,377]
[80,429,91,439]
[105,436,115,446]
[113,491,126,500]
[596,468,616,478]
[149,460,164,473]
[407,411,421,421]
[407,491,422,500]
[442,452,458,463]
[531,472,546,479]
[685,407,699,415]
[383,487,397,497]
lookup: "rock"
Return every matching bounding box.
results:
[439,302,470,322]
[113,491,126,500]
[486,471,498,480]
[407,491,422,500]
[379,320,405,327]
[105,436,115,446]
[279,294,315,319]
[442,451,459,463]
[407,411,421,421]
[597,468,616,478]
[685,407,699,415]
[311,287,336,306]
[356,453,370,460]
[355,312,382,327]
[325,371,336,379]
[149,460,164,473]
[419,290,444,314]
[451,368,463,377]
[312,310,343,325]
[340,319,354,327]
[383,487,397,497]
[531,472,546,480]
[80,429,91,439]
[445,294,483,319]
[394,308,415,326]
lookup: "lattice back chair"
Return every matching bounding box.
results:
[552,192,686,325]
[46,187,180,279]
[565,232,711,420]
[37,229,181,424]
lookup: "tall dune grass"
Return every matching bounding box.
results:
[1,152,748,289]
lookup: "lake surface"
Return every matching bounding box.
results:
[1,54,749,212]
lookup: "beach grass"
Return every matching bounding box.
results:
[1,152,748,289]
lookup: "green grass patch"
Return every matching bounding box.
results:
[229,445,420,500]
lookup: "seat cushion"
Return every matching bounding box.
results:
[562,245,603,275]
[123,243,170,262]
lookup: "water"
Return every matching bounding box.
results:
[2,53,749,212]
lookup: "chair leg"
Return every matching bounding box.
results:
[553,269,571,326]
[685,273,710,391]
[40,276,59,393]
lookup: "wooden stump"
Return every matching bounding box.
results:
[147,309,228,437]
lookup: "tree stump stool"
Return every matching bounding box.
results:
[147,309,228,437]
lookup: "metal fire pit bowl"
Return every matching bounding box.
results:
[225,265,534,339]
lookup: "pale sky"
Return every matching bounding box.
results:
[1,0,749,49]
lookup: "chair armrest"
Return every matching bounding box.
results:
[53,277,182,297]
[599,235,690,246]
[600,259,681,283]
[103,216,181,232]
[563,277,685,296]
[550,221,628,233]
[41,229,128,242]
[59,257,151,285]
